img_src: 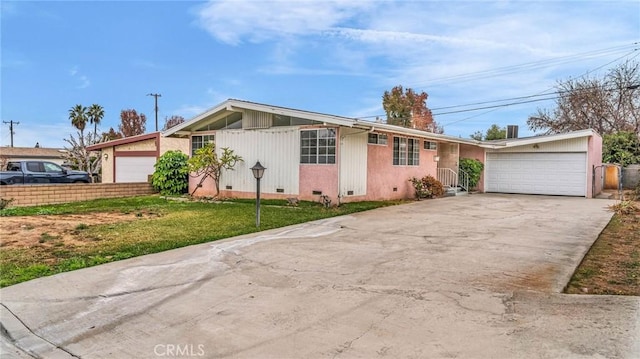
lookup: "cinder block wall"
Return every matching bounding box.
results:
[0,183,156,207]
[622,165,640,189]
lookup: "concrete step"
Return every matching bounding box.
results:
[445,187,468,197]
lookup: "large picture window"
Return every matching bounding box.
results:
[191,134,215,156]
[393,137,419,166]
[301,129,336,164]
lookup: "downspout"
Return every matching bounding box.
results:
[337,127,342,206]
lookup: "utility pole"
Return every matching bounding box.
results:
[147,93,162,132]
[3,120,20,147]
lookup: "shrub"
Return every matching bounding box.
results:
[0,198,14,210]
[409,175,444,199]
[459,158,484,190]
[151,151,189,196]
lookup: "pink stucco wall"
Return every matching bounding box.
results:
[189,174,217,197]
[587,132,603,198]
[459,144,486,192]
[299,164,339,201]
[361,141,438,201]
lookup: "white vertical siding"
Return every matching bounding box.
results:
[339,128,368,196]
[487,137,587,153]
[217,128,300,195]
[242,110,272,129]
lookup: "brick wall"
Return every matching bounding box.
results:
[0,183,156,207]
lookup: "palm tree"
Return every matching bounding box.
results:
[87,104,105,140]
[69,104,88,139]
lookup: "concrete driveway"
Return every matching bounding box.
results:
[1,194,638,358]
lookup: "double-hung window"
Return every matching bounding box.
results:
[301,129,336,164]
[191,134,215,156]
[393,137,420,166]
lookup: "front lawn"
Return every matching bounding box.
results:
[0,196,401,287]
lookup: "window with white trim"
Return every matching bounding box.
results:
[424,141,437,150]
[393,137,420,166]
[301,129,336,164]
[367,133,388,145]
[191,134,215,156]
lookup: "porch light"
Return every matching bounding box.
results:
[251,161,266,227]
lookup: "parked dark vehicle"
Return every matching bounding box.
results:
[0,161,91,185]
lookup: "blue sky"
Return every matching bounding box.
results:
[1,0,638,148]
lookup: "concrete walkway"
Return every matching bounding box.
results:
[1,194,638,358]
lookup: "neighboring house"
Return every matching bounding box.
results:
[0,147,68,166]
[164,99,603,202]
[86,132,189,183]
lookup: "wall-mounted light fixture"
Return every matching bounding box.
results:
[433,155,440,162]
[103,153,109,160]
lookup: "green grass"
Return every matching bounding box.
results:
[0,196,403,287]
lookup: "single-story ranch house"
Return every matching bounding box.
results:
[153,99,604,202]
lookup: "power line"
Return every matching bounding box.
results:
[3,120,20,147]
[357,46,639,127]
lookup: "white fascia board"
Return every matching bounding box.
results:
[478,129,595,149]
[162,100,234,137]
[357,121,480,145]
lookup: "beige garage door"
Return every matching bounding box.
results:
[115,157,156,183]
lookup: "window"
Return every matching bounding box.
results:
[43,162,63,173]
[301,129,336,164]
[408,138,420,165]
[367,133,388,145]
[424,141,437,150]
[191,134,215,156]
[393,137,419,166]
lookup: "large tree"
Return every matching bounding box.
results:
[527,60,640,135]
[87,104,105,140]
[69,104,88,139]
[470,124,506,141]
[101,127,123,141]
[382,85,442,133]
[68,104,89,171]
[119,109,147,137]
[163,115,185,131]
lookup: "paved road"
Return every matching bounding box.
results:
[1,194,638,358]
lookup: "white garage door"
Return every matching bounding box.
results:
[485,152,586,196]
[115,157,156,183]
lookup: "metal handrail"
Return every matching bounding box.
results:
[437,168,458,188]
[458,169,470,192]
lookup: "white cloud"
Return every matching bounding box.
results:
[77,75,90,89]
[69,66,90,89]
[195,0,373,45]
[194,0,639,136]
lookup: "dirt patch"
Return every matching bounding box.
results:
[565,198,640,296]
[0,212,160,250]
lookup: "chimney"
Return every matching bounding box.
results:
[507,125,518,139]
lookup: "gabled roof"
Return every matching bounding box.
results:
[86,132,160,151]
[479,129,599,149]
[0,147,67,158]
[162,98,480,145]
